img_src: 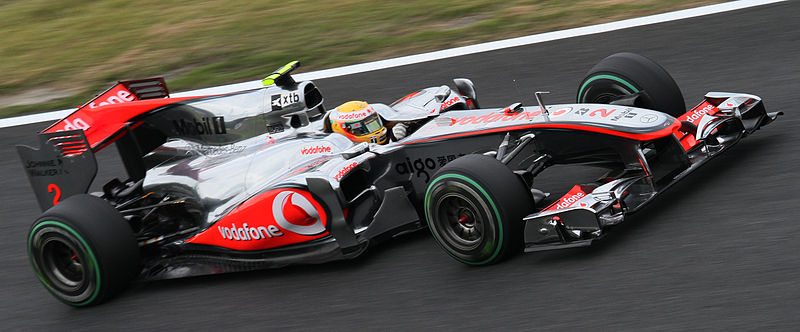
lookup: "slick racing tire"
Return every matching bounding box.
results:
[425,154,532,265]
[27,194,139,307]
[577,52,685,117]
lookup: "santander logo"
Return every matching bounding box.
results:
[272,191,325,236]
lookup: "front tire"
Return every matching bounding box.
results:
[27,195,139,306]
[425,154,532,265]
[577,52,685,117]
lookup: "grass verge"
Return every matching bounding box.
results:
[0,0,724,118]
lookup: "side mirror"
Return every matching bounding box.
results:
[434,85,451,103]
[453,78,478,107]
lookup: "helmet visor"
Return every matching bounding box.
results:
[347,113,383,136]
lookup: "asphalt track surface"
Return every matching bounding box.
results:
[2,2,798,329]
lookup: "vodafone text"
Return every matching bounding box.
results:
[301,145,332,155]
[555,192,585,209]
[337,108,372,120]
[448,108,617,126]
[218,223,283,241]
[438,96,460,111]
[89,90,136,108]
[334,162,358,180]
[57,118,90,131]
[685,104,716,123]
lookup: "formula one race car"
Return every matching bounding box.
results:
[18,53,780,306]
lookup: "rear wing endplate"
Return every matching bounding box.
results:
[17,130,97,211]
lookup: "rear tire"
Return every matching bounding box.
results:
[577,52,685,117]
[424,154,532,265]
[27,195,139,306]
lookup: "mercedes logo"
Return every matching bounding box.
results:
[640,114,658,123]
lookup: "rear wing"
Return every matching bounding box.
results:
[78,77,169,109]
[19,65,311,211]
[17,130,97,211]
[43,77,169,133]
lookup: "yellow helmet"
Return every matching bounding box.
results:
[328,101,388,144]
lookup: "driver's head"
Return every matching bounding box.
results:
[328,101,388,144]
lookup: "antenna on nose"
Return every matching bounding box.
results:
[535,91,550,121]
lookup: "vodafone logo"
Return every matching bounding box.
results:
[550,107,572,117]
[335,106,374,121]
[57,118,91,131]
[450,110,541,126]
[189,189,328,249]
[89,90,135,108]
[338,111,368,120]
[272,191,325,236]
[439,96,461,111]
[218,223,283,241]
[555,192,585,209]
[686,104,715,123]
[301,145,333,155]
[333,162,358,181]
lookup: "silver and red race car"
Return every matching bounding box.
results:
[18,53,780,306]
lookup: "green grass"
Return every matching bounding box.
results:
[0,0,724,118]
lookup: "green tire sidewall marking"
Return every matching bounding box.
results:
[578,74,639,101]
[28,220,101,306]
[425,173,503,265]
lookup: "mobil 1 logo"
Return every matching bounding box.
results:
[271,92,301,111]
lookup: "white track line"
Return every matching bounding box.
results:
[0,0,785,129]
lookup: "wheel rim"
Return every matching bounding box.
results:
[437,193,483,250]
[41,237,85,289]
[29,223,99,305]
[429,180,497,253]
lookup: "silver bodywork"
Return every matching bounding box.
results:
[17,59,781,305]
[138,81,477,231]
[143,130,355,226]
[141,89,675,229]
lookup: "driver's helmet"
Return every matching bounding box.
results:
[328,101,388,144]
